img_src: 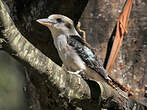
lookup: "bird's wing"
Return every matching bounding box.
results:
[67,35,109,80]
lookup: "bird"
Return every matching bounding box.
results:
[36,14,111,82]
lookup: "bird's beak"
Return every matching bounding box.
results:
[36,18,53,27]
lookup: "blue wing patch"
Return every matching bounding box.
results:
[67,35,109,80]
[83,46,95,61]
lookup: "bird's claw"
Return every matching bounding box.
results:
[67,70,84,78]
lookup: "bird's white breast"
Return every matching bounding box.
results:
[53,34,86,71]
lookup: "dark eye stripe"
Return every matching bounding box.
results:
[56,18,62,23]
[65,23,72,29]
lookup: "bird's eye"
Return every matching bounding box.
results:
[56,18,62,23]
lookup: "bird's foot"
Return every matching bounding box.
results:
[67,70,81,77]
[67,70,85,78]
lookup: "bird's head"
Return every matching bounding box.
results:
[37,14,79,37]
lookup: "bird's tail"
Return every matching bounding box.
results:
[107,75,133,97]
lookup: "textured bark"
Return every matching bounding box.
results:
[0,0,91,109]
[0,0,147,110]
[80,0,147,106]
[0,0,123,110]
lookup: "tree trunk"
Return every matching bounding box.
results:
[80,0,147,105]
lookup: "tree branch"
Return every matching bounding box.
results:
[0,0,91,101]
[0,0,95,109]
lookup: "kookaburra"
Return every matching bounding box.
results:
[36,14,111,82]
